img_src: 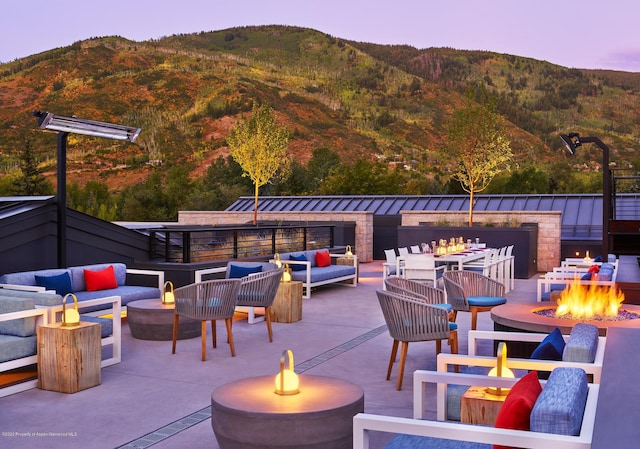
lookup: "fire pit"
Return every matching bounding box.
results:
[492,281,640,336]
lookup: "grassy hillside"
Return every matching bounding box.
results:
[0,25,638,195]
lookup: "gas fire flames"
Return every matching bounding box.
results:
[555,278,625,320]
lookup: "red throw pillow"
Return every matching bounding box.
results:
[315,251,331,268]
[588,265,600,274]
[493,371,542,449]
[84,265,118,291]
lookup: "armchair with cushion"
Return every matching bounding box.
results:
[172,279,241,361]
[442,270,507,330]
[236,269,283,342]
[376,289,458,390]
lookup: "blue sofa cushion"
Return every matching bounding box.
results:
[0,335,37,363]
[288,254,308,271]
[290,265,355,283]
[35,272,73,295]
[385,434,490,449]
[228,264,262,279]
[74,285,160,309]
[530,367,588,436]
[563,323,599,363]
[0,268,69,289]
[466,296,507,307]
[0,297,36,337]
[531,327,565,360]
[80,316,113,338]
[0,288,61,307]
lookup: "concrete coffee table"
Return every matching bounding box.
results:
[127,299,200,341]
[211,375,364,449]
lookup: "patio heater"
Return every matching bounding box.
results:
[33,110,141,268]
[559,133,611,258]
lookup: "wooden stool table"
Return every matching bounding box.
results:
[37,322,101,393]
[337,256,359,281]
[460,385,507,426]
[270,281,303,323]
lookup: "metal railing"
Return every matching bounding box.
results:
[141,224,336,263]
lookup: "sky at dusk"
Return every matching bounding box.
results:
[2,0,639,72]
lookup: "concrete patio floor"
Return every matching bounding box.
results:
[0,261,539,449]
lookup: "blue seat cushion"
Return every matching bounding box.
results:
[434,303,453,313]
[385,434,490,449]
[531,327,565,361]
[467,296,507,307]
[80,316,113,338]
[0,335,37,363]
[449,322,458,331]
[290,265,355,283]
[74,286,159,311]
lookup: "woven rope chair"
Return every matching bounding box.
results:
[172,278,241,361]
[442,270,507,331]
[236,269,283,342]
[384,276,454,320]
[376,289,458,390]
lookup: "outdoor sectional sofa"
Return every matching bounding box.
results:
[537,262,617,302]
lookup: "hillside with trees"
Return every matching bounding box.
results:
[0,25,638,220]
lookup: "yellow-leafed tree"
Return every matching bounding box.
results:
[227,103,291,225]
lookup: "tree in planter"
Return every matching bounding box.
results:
[227,103,291,225]
[444,92,512,226]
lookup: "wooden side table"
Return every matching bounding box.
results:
[460,385,507,426]
[270,281,303,323]
[37,322,101,393]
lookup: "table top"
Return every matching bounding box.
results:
[211,375,364,415]
[127,298,171,311]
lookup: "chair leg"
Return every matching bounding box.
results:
[435,339,442,355]
[201,321,207,362]
[171,313,179,354]
[387,340,399,381]
[450,330,459,373]
[471,309,478,331]
[265,307,273,342]
[211,320,217,348]
[396,341,409,391]
[225,318,235,357]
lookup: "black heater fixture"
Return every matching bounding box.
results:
[559,133,611,258]
[33,110,141,268]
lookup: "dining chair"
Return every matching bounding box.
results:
[376,289,458,390]
[397,247,410,257]
[382,249,398,288]
[410,245,421,254]
[384,277,453,318]
[442,270,507,331]
[236,269,283,342]
[401,253,446,288]
[172,278,241,361]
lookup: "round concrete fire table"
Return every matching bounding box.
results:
[211,375,364,449]
[127,299,200,341]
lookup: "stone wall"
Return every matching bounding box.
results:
[400,211,562,272]
[178,211,374,262]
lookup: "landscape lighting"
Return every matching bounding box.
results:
[33,110,140,142]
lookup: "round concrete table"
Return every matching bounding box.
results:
[211,375,364,449]
[127,299,200,341]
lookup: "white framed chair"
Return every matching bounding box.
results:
[398,247,410,257]
[402,254,446,288]
[410,245,421,254]
[382,249,398,288]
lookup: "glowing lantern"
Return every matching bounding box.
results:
[275,349,299,395]
[486,342,515,396]
[61,293,80,326]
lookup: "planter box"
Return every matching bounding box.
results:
[397,224,538,278]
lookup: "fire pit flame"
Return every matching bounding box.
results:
[555,278,625,320]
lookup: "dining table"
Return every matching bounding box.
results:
[394,247,492,277]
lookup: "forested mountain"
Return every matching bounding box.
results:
[0,25,638,219]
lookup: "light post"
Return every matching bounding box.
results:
[33,110,140,268]
[559,133,611,258]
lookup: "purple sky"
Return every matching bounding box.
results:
[2,0,639,72]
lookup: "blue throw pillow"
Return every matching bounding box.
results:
[35,272,73,295]
[228,264,262,279]
[531,327,565,360]
[288,254,307,271]
[581,272,592,281]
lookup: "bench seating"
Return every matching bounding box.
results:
[354,367,599,449]
[537,262,617,302]
[275,249,357,299]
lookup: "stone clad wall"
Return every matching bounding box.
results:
[178,211,374,262]
[400,211,562,272]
